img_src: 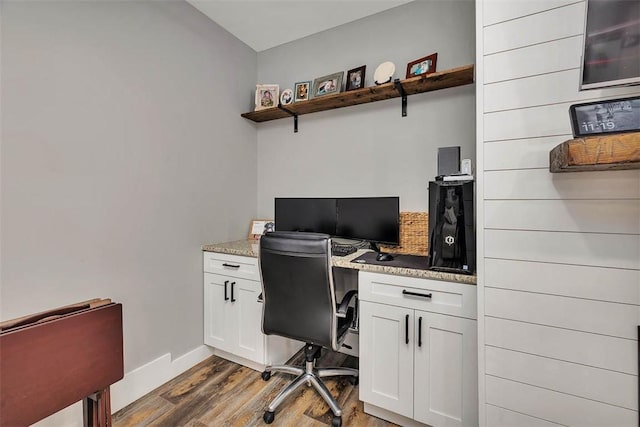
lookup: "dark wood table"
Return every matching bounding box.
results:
[0,299,124,427]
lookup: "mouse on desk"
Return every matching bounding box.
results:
[376,252,394,262]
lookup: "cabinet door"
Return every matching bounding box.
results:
[359,301,414,418]
[231,278,265,363]
[204,273,234,352]
[414,311,478,427]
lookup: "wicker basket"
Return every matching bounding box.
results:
[380,211,429,255]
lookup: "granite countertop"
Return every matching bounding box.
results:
[202,239,260,258]
[202,240,476,285]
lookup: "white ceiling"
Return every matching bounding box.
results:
[187,0,413,52]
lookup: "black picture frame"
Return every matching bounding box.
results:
[345,65,366,91]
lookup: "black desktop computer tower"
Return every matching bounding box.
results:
[428,180,475,274]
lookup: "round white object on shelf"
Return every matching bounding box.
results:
[374,61,395,85]
[280,88,293,105]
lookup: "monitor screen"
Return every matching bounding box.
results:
[336,197,400,245]
[580,0,640,89]
[274,198,337,234]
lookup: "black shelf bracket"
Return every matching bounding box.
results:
[278,105,298,133]
[393,78,407,117]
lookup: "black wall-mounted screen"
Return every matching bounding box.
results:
[580,0,640,90]
[274,198,337,235]
[336,197,400,245]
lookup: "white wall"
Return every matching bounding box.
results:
[254,0,476,217]
[1,0,256,389]
[476,1,640,425]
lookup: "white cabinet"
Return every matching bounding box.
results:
[414,311,477,427]
[359,271,478,427]
[204,272,264,362]
[359,301,414,417]
[203,251,299,371]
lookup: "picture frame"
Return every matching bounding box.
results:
[294,81,311,102]
[346,65,366,91]
[406,53,438,78]
[312,72,344,98]
[249,219,274,240]
[255,84,279,111]
[280,88,293,106]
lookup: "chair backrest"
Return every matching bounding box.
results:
[259,231,338,350]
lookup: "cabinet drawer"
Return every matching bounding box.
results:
[359,271,477,319]
[203,252,259,281]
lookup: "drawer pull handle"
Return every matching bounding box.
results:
[418,316,423,347]
[224,281,229,301]
[402,290,432,299]
[405,314,409,345]
[231,282,236,302]
[222,263,240,269]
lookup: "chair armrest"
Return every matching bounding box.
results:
[336,290,358,318]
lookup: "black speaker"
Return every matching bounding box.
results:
[428,180,475,274]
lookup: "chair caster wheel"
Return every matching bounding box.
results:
[263,411,275,424]
[261,371,271,381]
[332,415,342,427]
[349,376,359,386]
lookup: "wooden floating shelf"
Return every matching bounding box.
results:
[549,132,640,172]
[241,64,475,123]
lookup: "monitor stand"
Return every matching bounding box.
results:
[332,237,364,247]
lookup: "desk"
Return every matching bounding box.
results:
[201,239,476,285]
[201,240,478,427]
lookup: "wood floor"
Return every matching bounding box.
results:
[113,349,399,427]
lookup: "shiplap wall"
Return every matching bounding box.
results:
[476,1,640,425]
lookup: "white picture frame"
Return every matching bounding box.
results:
[255,84,279,111]
[280,88,293,105]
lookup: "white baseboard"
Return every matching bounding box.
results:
[32,345,214,427]
[111,344,214,412]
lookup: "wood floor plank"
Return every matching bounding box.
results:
[159,356,234,404]
[111,394,174,426]
[152,364,243,426]
[113,352,399,427]
[196,367,273,425]
[183,420,209,427]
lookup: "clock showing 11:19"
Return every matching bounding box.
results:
[569,96,640,138]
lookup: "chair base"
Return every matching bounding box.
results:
[261,344,358,422]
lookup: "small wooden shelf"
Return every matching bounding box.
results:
[549,132,640,172]
[241,64,474,124]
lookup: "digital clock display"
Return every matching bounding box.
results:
[569,96,640,138]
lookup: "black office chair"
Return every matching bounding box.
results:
[258,231,358,427]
